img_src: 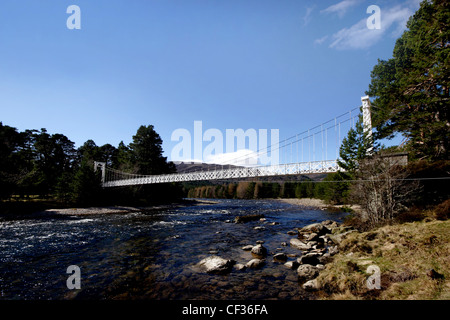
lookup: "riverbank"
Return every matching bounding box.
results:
[4,196,446,300]
[39,199,219,215]
[13,197,353,216]
[314,218,450,299]
[276,198,361,213]
[35,198,353,216]
[0,198,218,216]
[277,198,450,299]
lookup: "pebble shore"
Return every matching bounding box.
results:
[37,199,218,216]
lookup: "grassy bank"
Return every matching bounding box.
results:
[316,218,450,300]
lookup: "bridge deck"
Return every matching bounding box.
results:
[101,160,340,187]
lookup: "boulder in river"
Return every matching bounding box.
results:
[290,238,311,251]
[197,256,235,274]
[234,214,264,223]
[234,263,247,271]
[299,223,330,236]
[273,253,288,262]
[246,258,266,269]
[284,260,300,270]
[298,252,322,266]
[251,244,267,257]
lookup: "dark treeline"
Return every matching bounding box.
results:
[186,159,449,209]
[185,172,351,204]
[0,122,182,209]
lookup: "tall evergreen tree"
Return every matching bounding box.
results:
[366,0,449,160]
[129,125,176,175]
[338,114,376,173]
[70,159,102,206]
[32,129,76,196]
[0,123,28,199]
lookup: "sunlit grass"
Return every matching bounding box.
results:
[317,219,450,300]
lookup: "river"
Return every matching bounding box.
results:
[0,199,347,300]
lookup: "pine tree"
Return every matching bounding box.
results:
[70,159,102,206]
[366,0,449,160]
[338,115,375,173]
[129,125,176,175]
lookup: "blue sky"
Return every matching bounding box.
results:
[0,0,421,164]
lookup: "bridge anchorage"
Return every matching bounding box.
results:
[95,96,373,188]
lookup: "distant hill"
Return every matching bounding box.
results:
[174,161,240,173]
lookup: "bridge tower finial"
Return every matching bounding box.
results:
[361,96,374,156]
[94,161,106,186]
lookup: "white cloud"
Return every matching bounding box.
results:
[314,35,329,45]
[329,18,379,49]
[303,6,315,26]
[328,4,418,50]
[321,0,360,18]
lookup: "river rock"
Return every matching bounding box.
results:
[297,264,319,281]
[303,279,319,291]
[299,223,330,236]
[305,232,318,241]
[290,238,311,251]
[298,252,321,266]
[321,220,340,231]
[307,240,325,249]
[328,230,357,245]
[197,256,235,274]
[318,252,333,265]
[284,261,300,270]
[251,244,267,257]
[273,253,288,262]
[328,245,339,255]
[246,258,266,269]
[234,263,247,271]
[316,264,325,270]
[234,214,264,223]
[241,245,254,251]
[319,235,331,244]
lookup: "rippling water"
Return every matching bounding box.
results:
[0,199,347,300]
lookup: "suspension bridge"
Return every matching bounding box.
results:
[95,96,374,188]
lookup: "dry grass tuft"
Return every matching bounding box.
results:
[316,219,450,300]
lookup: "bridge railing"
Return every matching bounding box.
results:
[102,160,341,187]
